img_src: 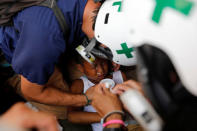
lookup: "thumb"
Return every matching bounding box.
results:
[95,83,106,94]
[102,84,111,94]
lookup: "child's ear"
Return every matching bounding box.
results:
[76,64,84,73]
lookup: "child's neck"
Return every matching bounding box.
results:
[90,79,99,85]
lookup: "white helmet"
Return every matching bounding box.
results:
[94,0,197,94]
[122,0,197,96]
[91,0,137,66]
[96,0,197,130]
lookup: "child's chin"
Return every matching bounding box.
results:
[92,78,103,82]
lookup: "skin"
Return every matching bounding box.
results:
[68,57,109,124]
[77,57,109,83]
[0,102,59,131]
[91,80,144,128]
[112,80,143,96]
[92,84,123,128]
[68,57,126,125]
[67,79,101,124]
[20,0,101,107]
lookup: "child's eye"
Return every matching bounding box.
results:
[94,63,97,67]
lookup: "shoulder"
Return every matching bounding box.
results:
[70,79,84,93]
[14,5,62,35]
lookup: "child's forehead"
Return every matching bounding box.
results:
[83,57,107,66]
[94,57,108,63]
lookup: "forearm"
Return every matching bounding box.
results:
[68,112,101,124]
[23,86,87,107]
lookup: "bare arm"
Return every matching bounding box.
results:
[68,111,101,124]
[20,68,87,107]
[67,80,101,124]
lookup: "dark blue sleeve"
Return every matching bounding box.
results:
[0,28,3,43]
[12,22,66,85]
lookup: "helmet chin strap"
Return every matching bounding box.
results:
[82,37,113,60]
[84,38,96,52]
[76,37,114,65]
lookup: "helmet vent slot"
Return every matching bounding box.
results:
[104,13,109,24]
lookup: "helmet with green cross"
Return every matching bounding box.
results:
[122,0,197,96]
[95,0,197,130]
[122,0,197,130]
[94,0,137,66]
[95,0,197,95]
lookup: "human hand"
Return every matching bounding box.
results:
[91,84,122,117]
[85,84,98,101]
[0,102,59,131]
[112,80,144,96]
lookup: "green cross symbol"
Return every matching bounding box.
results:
[112,1,122,12]
[152,0,194,23]
[116,43,134,58]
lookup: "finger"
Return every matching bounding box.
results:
[111,85,122,92]
[113,84,130,92]
[100,83,106,89]
[124,80,142,89]
[102,85,111,94]
[97,83,106,94]
[25,112,59,131]
[115,89,125,95]
[111,86,119,94]
[94,84,102,94]
[92,84,105,102]
[111,86,125,95]
[124,80,144,94]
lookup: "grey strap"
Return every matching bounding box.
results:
[39,0,69,37]
[84,38,97,52]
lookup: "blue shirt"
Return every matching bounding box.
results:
[0,0,87,84]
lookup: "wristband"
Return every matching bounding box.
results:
[100,110,124,124]
[103,120,125,127]
[82,93,92,106]
[103,128,124,131]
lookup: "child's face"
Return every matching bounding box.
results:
[82,58,109,82]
